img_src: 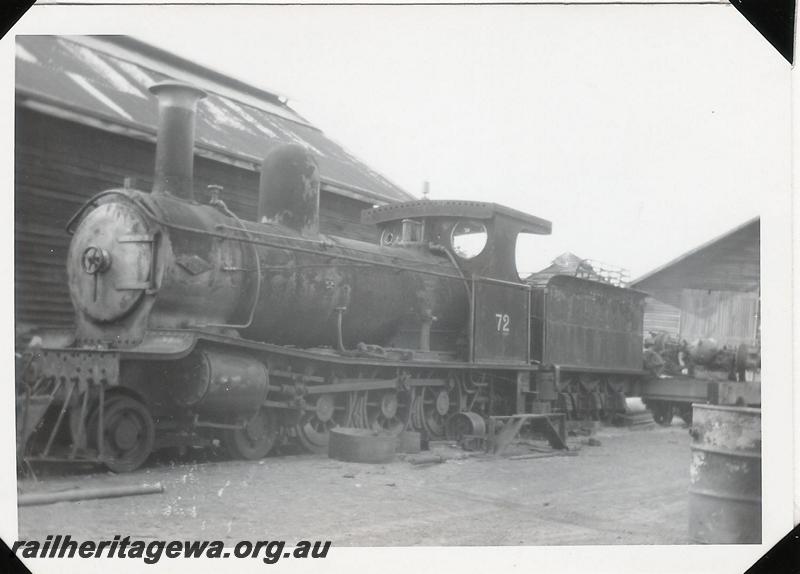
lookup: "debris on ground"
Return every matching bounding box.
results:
[18,482,164,507]
[427,441,458,448]
[508,451,578,461]
[567,420,601,436]
[615,412,657,428]
[406,454,445,466]
[18,426,691,545]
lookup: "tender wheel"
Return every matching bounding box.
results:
[652,403,672,426]
[92,395,155,473]
[223,408,278,460]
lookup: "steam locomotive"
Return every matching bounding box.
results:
[16,82,648,472]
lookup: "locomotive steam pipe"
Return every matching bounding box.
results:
[149,81,207,201]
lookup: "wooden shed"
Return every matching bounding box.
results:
[15,35,413,337]
[630,218,760,347]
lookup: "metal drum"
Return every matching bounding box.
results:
[328,428,396,464]
[445,411,487,442]
[395,430,422,454]
[688,404,761,544]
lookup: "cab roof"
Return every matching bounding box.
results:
[362,200,552,235]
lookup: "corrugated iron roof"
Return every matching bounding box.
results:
[15,35,413,205]
[631,217,760,292]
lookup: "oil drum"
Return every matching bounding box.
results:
[445,411,486,442]
[688,404,761,544]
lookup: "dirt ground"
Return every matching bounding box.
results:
[17,421,692,546]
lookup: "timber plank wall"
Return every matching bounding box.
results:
[15,107,379,337]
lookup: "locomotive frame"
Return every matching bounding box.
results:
[16,80,649,473]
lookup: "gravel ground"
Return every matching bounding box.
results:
[18,422,692,546]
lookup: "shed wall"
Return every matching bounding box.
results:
[642,297,681,337]
[678,288,759,346]
[640,288,759,346]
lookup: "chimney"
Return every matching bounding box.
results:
[148,81,207,201]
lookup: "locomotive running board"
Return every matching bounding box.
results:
[66,328,543,373]
[184,330,544,372]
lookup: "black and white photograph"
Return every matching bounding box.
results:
[3,2,795,573]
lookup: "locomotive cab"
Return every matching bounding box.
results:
[363,201,552,364]
[362,200,551,283]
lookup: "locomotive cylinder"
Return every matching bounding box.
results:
[167,348,269,419]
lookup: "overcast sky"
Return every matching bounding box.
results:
[43,5,798,277]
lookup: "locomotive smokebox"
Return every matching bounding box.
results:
[258,144,320,236]
[149,81,207,202]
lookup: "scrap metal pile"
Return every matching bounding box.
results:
[643,332,760,382]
